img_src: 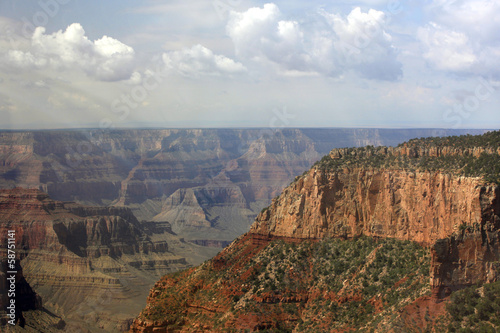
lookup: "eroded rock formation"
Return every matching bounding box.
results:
[251,168,486,244]
[131,131,500,332]
[0,188,213,332]
[0,128,483,243]
[250,145,500,294]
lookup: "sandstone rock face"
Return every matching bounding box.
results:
[0,188,214,332]
[251,167,486,245]
[430,185,500,297]
[130,131,500,332]
[0,128,483,243]
[250,144,500,295]
[430,228,500,298]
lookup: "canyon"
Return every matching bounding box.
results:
[0,128,483,244]
[0,128,490,331]
[131,131,500,332]
[0,188,217,332]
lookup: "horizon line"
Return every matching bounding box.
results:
[0,127,497,132]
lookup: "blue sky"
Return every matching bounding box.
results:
[0,0,499,129]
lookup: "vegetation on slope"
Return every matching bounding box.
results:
[403,130,500,149]
[140,236,431,332]
[314,130,500,184]
[136,130,500,332]
[139,235,500,332]
[446,281,500,332]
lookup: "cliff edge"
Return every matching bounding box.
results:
[131,131,500,332]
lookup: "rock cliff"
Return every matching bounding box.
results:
[1,259,66,332]
[250,167,486,245]
[131,130,500,332]
[0,128,484,245]
[251,167,499,297]
[250,140,500,295]
[0,188,216,332]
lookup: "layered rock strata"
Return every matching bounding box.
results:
[250,144,500,293]
[0,128,484,243]
[251,168,485,245]
[0,188,207,332]
[131,131,500,332]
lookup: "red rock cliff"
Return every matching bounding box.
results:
[131,131,500,332]
[251,168,488,245]
[250,143,500,295]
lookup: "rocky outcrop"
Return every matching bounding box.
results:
[152,173,253,238]
[0,188,199,332]
[1,258,67,332]
[0,188,167,259]
[249,144,500,294]
[253,169,500,295]
[131,131,500,332]
[251,168,486,245]
[430,229,500,298]
[430,185,500,297]
[153,188,213,231]
[1,260,42,327]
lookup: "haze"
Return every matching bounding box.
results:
[0,0,499,129]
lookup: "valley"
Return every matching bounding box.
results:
[0,128,491,332]
[0,128,483,243]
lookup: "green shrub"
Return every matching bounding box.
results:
[446,281,500,331]
[314,130,500,184]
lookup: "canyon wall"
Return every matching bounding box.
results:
[0,128,484,244]
[251,168,499,294]
[0,188,216,332]
[250,167,486,244]
[250,145,500,295]
[131,131,500,332]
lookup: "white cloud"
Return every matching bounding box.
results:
[124,71,143,85]
[162,44,247,77]
[419,0,500,77]
[428,0,500,42]
[1,23,136,81]
[323,7,401,80]
[417,22,476,72]
[227,4,309,72]
[343,0,390,5]
[226,3,401,80]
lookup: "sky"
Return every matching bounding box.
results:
[0,0,499,130]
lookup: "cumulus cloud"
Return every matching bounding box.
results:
[428,0,500,42]
[227,4,309,71]
[323,7,401,80]
[419,0,500,77]
[342,0,391,5]
[226,3,401,80]
[2,23,136,81]
[417,23,476,72]
[162,44,247,77]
